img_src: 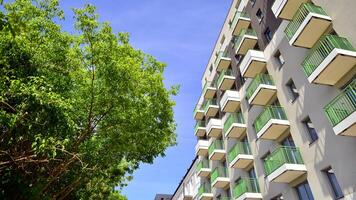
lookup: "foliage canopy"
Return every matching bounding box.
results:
[0,0,177,199]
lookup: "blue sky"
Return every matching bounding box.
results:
[59,1,231,199]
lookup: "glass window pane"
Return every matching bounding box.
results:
[296,182,314,200]
[326,169,344,198]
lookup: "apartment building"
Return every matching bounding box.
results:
[171,157,199,200]
[178,0,356,199]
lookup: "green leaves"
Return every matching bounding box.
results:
[0,0,177,199]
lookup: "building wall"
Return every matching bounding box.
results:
[179,0,356,200]
[171,158,199,200]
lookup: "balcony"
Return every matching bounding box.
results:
[194,104,204,120]
[254,106,290,140]
[285,3,332,48]
[204,99,219,117]
[239,50,267,78]
[183,194,193,200]
[197,158,211,177]
[211,166,230,189]
[233,178,262,200]
[272,0,309,20]
[228,142,253,169]
[233,29,258,55]
[302,35,356,85]
[217,69,236,91]
[215,51,231,72]
[325,81,356,136]
[224,113,246,138]
[195,140,209,157]
[207,118,222,138]
[203,81,217,99]
[220,90,241,113]
[194,121,206,137]
[264,146,307,183]
[208,140,226,161]
[246,74,277,106]
[230,11,251,36]
[198,183,213,200]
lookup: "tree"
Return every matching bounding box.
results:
[0,0,177,199]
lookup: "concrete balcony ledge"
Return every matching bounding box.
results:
[272,0,308,20]
[236,193,263,200]
[208,149,226,161]
[207,119,223,138]
[199,193,213,200]
[248,84,277,106]
[235,34,258,55]
[267,163,307,183]
[240,50,266,78]
[333,110,356,136]
[220,90,241,113]
[195,140,209,156]
[225,123,247,138]
[183,195,193,200]
[229,154,254,169]
[256,119,290,140]
[197,168,211,177]
[307,48,356,85]
[212,177,230,189]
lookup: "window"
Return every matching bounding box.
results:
[324,168,344,199]
[296,181,314,200]
[256,9,264,23]
[209,64,213,74]
[264,27,273,42]
[274,50,285,69]
[247,168,259,193]
[286,79,299,102]
[303,117,318,143]
[281,136,295,147]
[242,136,251,154]
[250,0,256,6]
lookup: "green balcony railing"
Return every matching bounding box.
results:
[302,34,356,77]
[230,11,250,30]
[246,74,275,100]
[208,139,224,156]
[197,158,209,172]
[217,69,234,88]
[194,121,206,133]
[224,112,245,133]
[214,50,230,67]
[264,146,304,176]
[228,142,251,163]
[285,3,329,41]
[254,106,288,134]
[198,182,211,197]
[233,178,260,199]
[204,99,218,113]
[233,28,257,50]
[211,166,228,184]
[325,80,356,127]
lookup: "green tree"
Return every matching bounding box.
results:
[0,0,177,199]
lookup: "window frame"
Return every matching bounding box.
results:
[274,50,285,69]
[302,116,318,144]
[264,27,273,42]
[286,79,299,103]
[324,167,344,199]
[256,9,264,23]
[295,181,315,200]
